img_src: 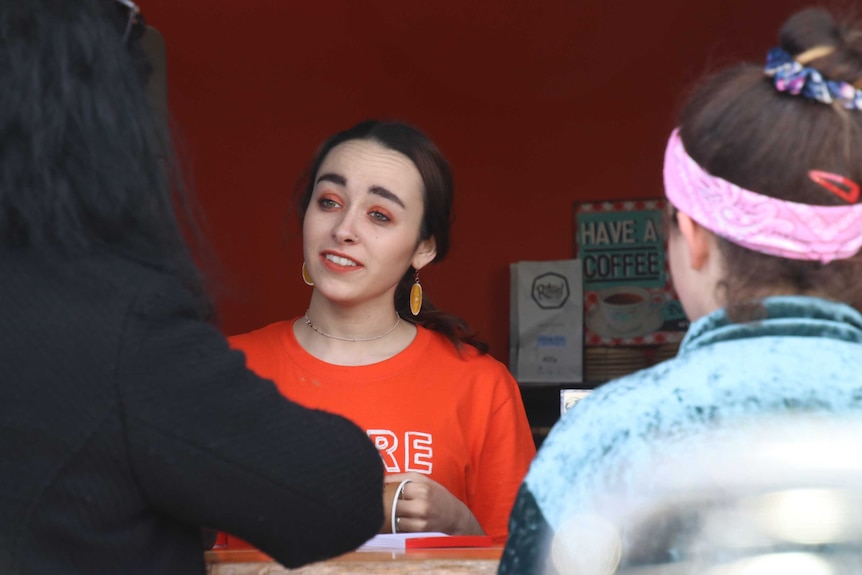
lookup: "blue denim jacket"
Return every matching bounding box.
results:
[500,296,862,574]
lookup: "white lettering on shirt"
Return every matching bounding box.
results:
[405,431,433,474]
[366,429,433,474]
[367,430,399,473]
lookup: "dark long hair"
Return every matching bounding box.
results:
[295,119,488,353]
[0,0,210,313]
[676,7,862,317]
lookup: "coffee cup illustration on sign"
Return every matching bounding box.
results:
[590,286,664,338]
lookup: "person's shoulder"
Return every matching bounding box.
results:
[23,250,167,294]
[527,360,690,488]
[0,250,183,348]
[48,251,194,315]
[419,326,486,358]
[107,259,208,320]
[228,319,296,353]
[578,357,688,408]
[418,326,514,380]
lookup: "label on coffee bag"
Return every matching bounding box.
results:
[510,259,583,384]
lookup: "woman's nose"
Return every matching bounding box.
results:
[332,213,358,243]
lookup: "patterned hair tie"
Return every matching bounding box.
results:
[764,47,862,110]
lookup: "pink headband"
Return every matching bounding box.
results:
[663,129,862,263]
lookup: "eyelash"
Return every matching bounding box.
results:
[368,210,391,223]
[317,195,393,224]
[318,197,341,210]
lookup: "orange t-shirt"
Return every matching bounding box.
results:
[228,320,536,544]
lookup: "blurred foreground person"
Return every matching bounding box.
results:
[0,1,383,573]
[500,6,862,574]
[548,415,862,574]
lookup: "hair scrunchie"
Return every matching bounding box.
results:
[764,47,862,110]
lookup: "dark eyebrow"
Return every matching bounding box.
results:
[368,185,405,209]
[316,173,406,209]
[316,173,346,187]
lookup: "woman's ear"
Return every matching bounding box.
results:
[412,237,437,271]
[676,211,712,271]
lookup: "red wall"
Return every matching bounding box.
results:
[142,0,808,361]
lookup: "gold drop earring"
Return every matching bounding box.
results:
[409,271,422,316]
[301,262,314,286]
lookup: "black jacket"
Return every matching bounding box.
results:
[0,250,383,574]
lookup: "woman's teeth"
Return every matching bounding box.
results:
[325,254,357,266]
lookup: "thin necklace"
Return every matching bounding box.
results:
[304,310,401,342]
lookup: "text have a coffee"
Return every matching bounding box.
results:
[579,218,662,282]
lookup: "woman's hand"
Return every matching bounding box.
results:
[381,472,485,536]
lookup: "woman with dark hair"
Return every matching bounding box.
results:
[500,6,862,574]
[229,119,536,544]
[0,1,384,573]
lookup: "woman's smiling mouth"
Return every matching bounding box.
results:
[324,253,360,268]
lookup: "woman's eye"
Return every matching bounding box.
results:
[369,210,391,222]
[318,198,340,209]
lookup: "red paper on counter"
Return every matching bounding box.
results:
[359,532,493,550]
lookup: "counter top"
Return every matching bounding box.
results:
[206,547,502,574]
